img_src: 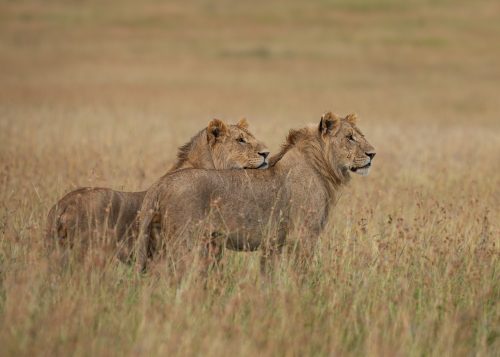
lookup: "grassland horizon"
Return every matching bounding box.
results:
[0,0,499,356]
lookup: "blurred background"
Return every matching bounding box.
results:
[0,0,499,220]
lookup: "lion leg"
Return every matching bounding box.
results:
[260,224,287,276]
[259,244,283,276]
[260,234,285,275]
[199,231,225,277]
[287,224,321,274]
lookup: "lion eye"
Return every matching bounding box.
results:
[238,137,246,144]
[347,134,355,142]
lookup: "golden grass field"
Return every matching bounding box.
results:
[0,0,499,355]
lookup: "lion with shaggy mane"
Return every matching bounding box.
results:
[45,118,269,261]
[135,112,376,272]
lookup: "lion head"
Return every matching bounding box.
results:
[319,111,376,177]
[173,118,269,171]
[206,118,269,169]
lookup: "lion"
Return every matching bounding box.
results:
[45,118,270,262]
[135,112,376,273]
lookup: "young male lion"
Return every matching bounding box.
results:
[135,112,376,273]
[45,118,269,261]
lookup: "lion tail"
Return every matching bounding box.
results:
[135,205,157,273]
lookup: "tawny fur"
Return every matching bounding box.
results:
[135,112,376,272]
[45,118,269,262]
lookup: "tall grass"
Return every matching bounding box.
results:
[1,0,499,355]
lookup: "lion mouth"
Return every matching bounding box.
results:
[350,162,371,173]
[244,160,268,170]
[256,161,268,169]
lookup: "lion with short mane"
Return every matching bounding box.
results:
[45,118,269,261]
[135,112,376,272]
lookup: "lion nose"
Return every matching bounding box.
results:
[259,151,270,159]
[366,152,376,160]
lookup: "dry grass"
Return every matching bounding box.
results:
[0,0,499,355]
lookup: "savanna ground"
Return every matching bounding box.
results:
[0,0,499,355]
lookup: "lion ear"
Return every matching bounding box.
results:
[346,113,358,125]
[237,117,249,129]
[319,112,340,136]
[207,118,228,141]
